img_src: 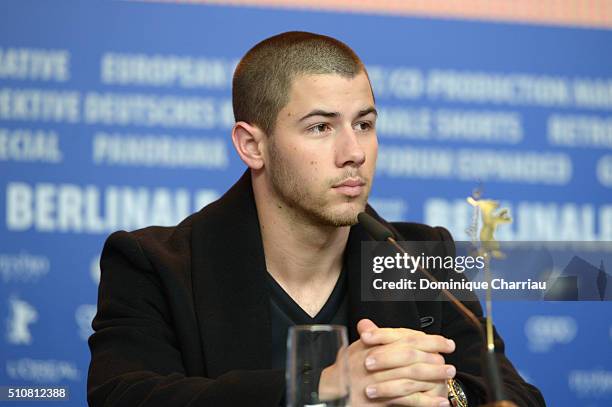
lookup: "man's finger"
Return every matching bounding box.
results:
[384,391,450,407]
[385,362,455,382]
[361,327,424,345]
[364,343,445,371]
[367,363,456,386]
[357,318,378,337]
[361,328,455,354]
[363,378,436,400]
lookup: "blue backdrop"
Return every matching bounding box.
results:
[1,1,611,405]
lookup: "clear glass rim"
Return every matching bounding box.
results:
[289,324,347,333]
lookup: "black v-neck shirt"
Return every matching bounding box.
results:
[267,267,349,369]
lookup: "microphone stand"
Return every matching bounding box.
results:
[358,212,517,407]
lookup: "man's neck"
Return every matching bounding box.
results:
[252,174,350,313]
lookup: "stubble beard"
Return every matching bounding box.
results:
[267,140,369,227]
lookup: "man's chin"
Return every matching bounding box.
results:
[324,215,357,227]
[322,202,366,227]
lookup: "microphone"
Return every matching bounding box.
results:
[357,212,510,405]
[357,211,395,241]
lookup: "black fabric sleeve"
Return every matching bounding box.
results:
[87,231,284,407]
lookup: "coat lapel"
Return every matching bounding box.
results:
[190,171,273,377]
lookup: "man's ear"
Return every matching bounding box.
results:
[231,121,266,170]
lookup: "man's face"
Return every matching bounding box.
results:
[264,71,378,227]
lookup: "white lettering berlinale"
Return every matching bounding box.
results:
[5,182,219,233]
[425,198,612,241]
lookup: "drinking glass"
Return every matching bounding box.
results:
[286,325,350,407]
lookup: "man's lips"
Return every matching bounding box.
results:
[332,178,366,197]
[332,178,366,188]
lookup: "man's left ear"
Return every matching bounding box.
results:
[231,121,266,170]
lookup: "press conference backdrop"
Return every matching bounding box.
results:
[1,1,611,405]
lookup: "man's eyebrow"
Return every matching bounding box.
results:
[357,107,378,118]
[297,107,377,123]
[298,109,339,122]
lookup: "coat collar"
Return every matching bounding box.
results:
[190,170,420,376]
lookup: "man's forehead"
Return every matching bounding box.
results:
[284,71,374,112]
[289,71,370,91]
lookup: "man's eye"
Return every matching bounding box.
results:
[309,124,331,134]
[355,121,373,131]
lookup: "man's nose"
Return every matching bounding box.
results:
[335,125,366,168]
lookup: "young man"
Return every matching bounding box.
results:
[88,32,545,406]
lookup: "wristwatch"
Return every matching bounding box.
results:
[447,378,469,407]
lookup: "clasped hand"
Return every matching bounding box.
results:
[320,319,456,407]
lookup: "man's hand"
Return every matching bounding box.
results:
[358,320,455,406]
[320,319,456,407]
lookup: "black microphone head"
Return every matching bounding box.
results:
[358,212,395,241]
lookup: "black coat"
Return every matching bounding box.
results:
[88,171,545,406]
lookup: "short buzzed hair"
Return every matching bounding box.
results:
[232,31,369,136]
